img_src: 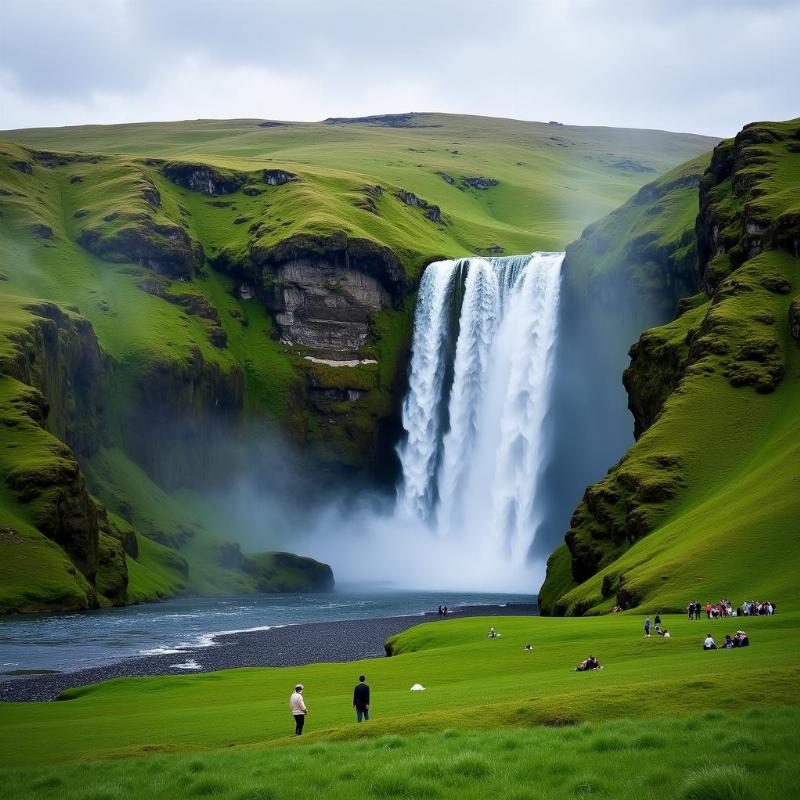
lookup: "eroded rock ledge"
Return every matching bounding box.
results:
[251,232,405,358]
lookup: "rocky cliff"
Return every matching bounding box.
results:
[540,118,800,615]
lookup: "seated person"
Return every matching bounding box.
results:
[524,643,533,652]
[722,634,734,649]
[657,628,670,638]
[488,627,498,638]
[734,630,750,647]
[576,655,602,671]
[703,633,717,650]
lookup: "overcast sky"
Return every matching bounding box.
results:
[1,0,797,136]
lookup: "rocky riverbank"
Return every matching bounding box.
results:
[0,603,537,702]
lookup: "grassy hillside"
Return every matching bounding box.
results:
[5,114,716,257]
[0,612,796,797]
[0,115,715,611]
[541,118,800,615]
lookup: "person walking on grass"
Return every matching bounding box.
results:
[290,683,308,735]
[644,616,652,639]
[353,674,370,722]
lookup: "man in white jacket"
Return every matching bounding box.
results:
[290,684,308,735]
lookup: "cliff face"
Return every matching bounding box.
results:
[532,155,708,564]
[0,301,111,609]
[540,118,800,616]
[254,233,405,358]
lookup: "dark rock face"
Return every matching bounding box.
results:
[123,346,245,491]
[29,222,53,239]
[624,328,688,439]
[79,222,204,279]
[2,302,109,458]
[322,113,440,129]
[248,551,335,593]
[263,169,296,186]
[162,162,246,195]
[0,304,113,585]
[395,189,442,223]
[461,176,498,190]
[790,297,800,342]
[252,233,405,358]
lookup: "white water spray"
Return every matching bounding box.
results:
[300,252,563,591]
[398,252,563,570]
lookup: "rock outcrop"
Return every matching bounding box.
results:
[395,189,442,223]
[79,221,204,279]
[162,162,247,195]
[251,233,405,358]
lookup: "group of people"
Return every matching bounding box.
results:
[644,615,670,639]
[289,675,370,735]
[686,599,776,620]
[437,605,449,616]
[739,601,775,616]
[703,630,750,650]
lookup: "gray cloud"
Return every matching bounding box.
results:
[0,0,797,135]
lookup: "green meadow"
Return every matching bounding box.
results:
[0,613,797,798]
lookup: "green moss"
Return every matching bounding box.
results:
[542,118,800,615]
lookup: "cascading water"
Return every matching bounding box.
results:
[299,252,563,592]
[398,252,563,567]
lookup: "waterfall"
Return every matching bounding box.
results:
[397,252,563,564]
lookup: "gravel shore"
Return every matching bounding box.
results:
[0,603,537,702]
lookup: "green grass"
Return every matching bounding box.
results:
[542,119,800,615]
[1,709,796,800]
[0,613,796,765]
[0,613,797,798]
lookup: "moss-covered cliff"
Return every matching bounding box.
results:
[540,118,800,615]
[0,116,715,611]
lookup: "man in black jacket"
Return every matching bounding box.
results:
[353,675,370,722]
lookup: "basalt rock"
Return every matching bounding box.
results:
[250,232,405,358]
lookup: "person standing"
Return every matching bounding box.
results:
[353,674,370,722]
[644,616,652,639]
[290,683,308,735]
[654,614,661,633]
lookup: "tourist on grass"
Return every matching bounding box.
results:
[290,683,308,735]
[576,655,602,671]
[524,642,534,652]
[353,675,370,722]
[488,627,499,638]
[644,617,652,639]
[703,634,717,650]
[654,614,661,632]
[734,630,750,647]
[722,635,734,649]
[687,603,694,620]
[656,628,670,639]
